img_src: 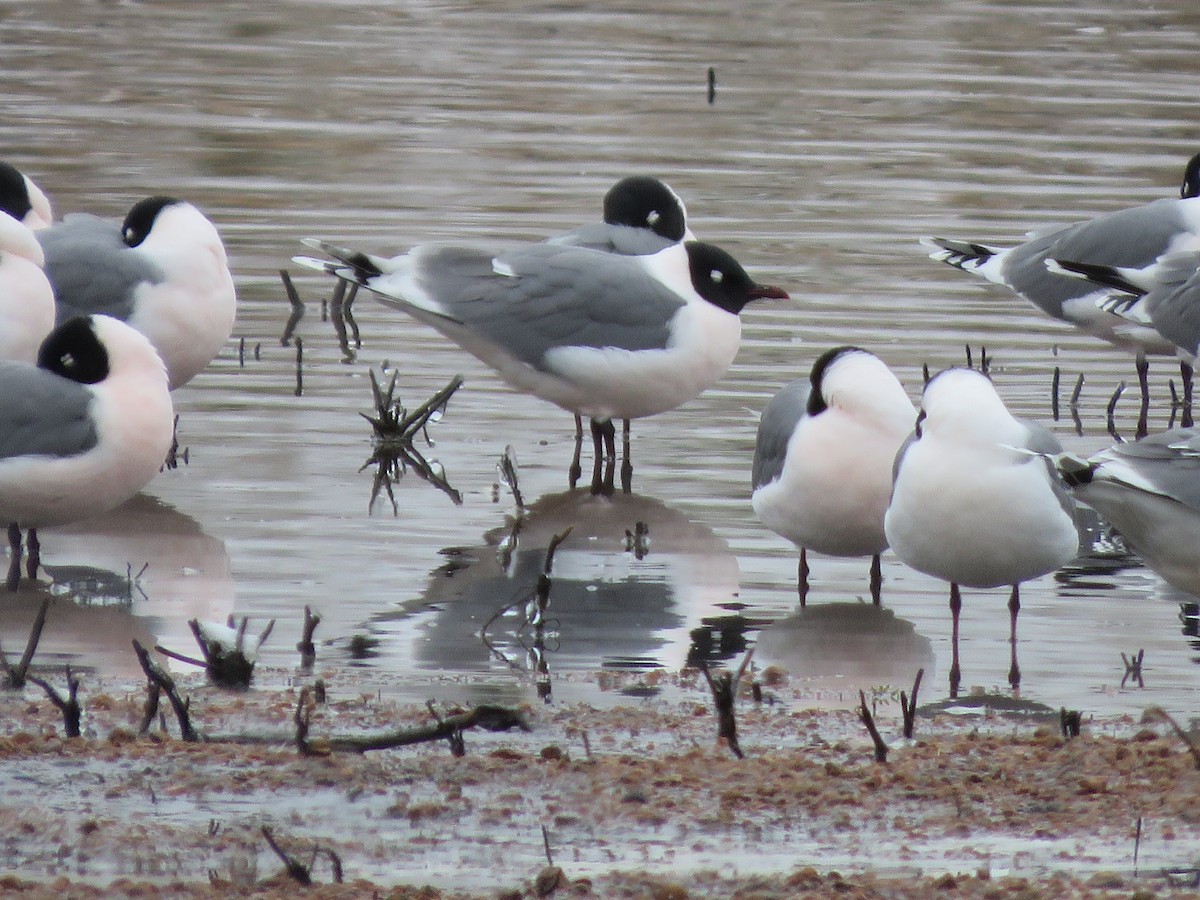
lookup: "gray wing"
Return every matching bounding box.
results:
[1095,427,1200,511]
[751,379,809,490]
[1142,252,1200,356]
[37,213,166,324]
[890,430,919,488]
[547,223,678,256]
[1001,199,1191,318]
[1018,419,1077,520]
[0,363,97,461]
[393,244,683,370]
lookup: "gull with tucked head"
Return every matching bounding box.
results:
[885,367,1080,696]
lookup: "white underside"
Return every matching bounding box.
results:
[0,253,55,363]
[132,205,237,390]
[0,326,175,528]
[885,439,1079,588]
[753,409,910,557]
[403,297,742,421]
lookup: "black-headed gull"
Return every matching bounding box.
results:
[751,347,915,605]
[0,315,175,589]
[295,237,787,493]
[885,367,1080,696]
[548,175,694,255]
[548,175,696,488]
[1056,427,1200,597]
[37,196,237,390]
[924,152,1200,435]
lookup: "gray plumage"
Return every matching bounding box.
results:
[1132,252,1200,357]
[751,379,809,490]
[1020,419,1076,519]
[547,222,679,257]
[997,199,1195,318]
[37,214,166,324]
[1092,427,1200,510]
[0,362,97,461]
[370,243,682,371]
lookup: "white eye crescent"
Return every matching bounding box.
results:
[710,269,724,283]
[646,210,661,226]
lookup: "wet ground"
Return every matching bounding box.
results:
[3,0,1200,891]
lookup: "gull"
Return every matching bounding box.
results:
[924,151,1200,436]
[1055,427,1200,597]
[751,346,915,605]
[885,367,1080,696]
[0,315,175,590]
[38,196,237,390]
[294,237,787,494]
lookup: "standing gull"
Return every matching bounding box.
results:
[548,175,696,487]
[924,151,1200,436]
[885,367,1080,696]
[751,347,915,605]
[0,315,175,590]
[295,238,787,494]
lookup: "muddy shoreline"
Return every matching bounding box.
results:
[0,666,1199,898]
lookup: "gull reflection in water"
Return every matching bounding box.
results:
[754,602,936,703]
[6,493,236,677]
[372,489,745,695]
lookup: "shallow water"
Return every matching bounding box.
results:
[2,0,1200,721]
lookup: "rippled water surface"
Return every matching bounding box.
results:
[3,0,1200,719]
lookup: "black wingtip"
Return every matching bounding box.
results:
[922,236,997,269]
[300,239,384,279]
[1050,259,1145,297]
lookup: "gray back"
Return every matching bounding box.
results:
[548,222,679,257]
[38,213,166,324]
[751,379,809,490]
[403,244,684,371]
[0,362,97,461]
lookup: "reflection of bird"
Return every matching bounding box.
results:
[41,492,236,663]
[885,367,1079,696]
[295,237,786,494]
[751,347,914,605]
[38,196,237,390]
[754,602,934,699]
[1056,428,1200,597]
[368,490,742,689]
[924,151,1200,435]
[0,315,175,590]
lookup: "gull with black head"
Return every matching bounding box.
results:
[752,347,915,606]
[0,314,175,590]
[295,235,787,494]
[37,195,237,390]
[924,151,1200,436]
